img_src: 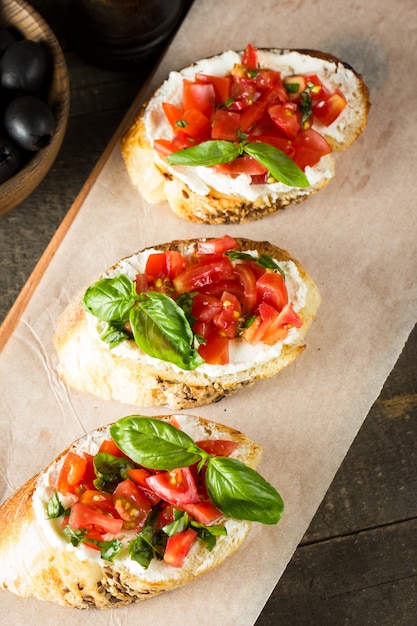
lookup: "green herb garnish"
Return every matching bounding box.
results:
[167,139,309,188]
[110,416,284,525]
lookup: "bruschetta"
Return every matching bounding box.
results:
[0,413,282,609]
[53,235,321,409]
[121,44,370,223]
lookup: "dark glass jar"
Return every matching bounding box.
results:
[67,0,188,70]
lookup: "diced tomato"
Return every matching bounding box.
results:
[242,43,258,70]
[284,75,308,101]
[162,101,184,130]
[211,109,241,141]
[69,502,124,535]
[183,80,215,119]
[256,271,288,311]
[249,134,294,158]
[127,472,161,507]
[166,250,187,280]
[304,74,331,100]
[173,255,234,293]
[196,235,238,256]
[242,302,277,345]
[233,263,257,316]
[57,452,88,495]
[269,102,301,139]
[229,80,258,111]
[153,138,176,157]
[252,69,283,94]
[213,154,268,177]
[196,439,238,457]
[261,80,289,106]
[192,293,223,323]
[198,277,244,300]
[240,100,266,132]
[198,331,229,365]
[292,128,332,170]
[180,501,223,525]
[79,490,117,515]
[164,528,197,567]
[180,107,212,142]
[213,291,241,338]
[98,438,125,457]
[155,503,176,529]
[195,73,232,105]
[145,252,167,279]
[145,467,199,506]
[112,479,151,531]
[134,273,148,294]
[261,303,303,345]
[312,89,347,126]
[82,527,106,551]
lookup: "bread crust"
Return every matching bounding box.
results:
[53,238,321,409]
[0,415,261,609]
[120,48,370,223]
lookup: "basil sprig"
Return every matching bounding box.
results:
[110,416,284,525]
[83,275,204,371]
[167,139,309,188]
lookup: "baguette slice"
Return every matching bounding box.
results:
[53,237,321,409]
[0,414,262,609]
[121,47,370,223]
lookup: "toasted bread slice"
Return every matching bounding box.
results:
[121,47,370,223]
[53,237,321,409]
[0,414,262,609]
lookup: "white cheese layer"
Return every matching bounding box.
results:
[144,49,356,200]
[32,416,251,579]
[87,246,307,376]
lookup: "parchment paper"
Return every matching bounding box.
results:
[1,0,416,624]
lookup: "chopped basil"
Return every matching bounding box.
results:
[87,539,123,562]
[46,491,69,519]
[93,452,136,493]
[129,510,167,569]
[64,526,86,546]
[176,119,188,128]
[190,521,227,551]
[285,82,301,94]
[225,250,286,277]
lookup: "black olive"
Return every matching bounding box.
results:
[0,28,17,57]
[4,95,55,151]
[0,39,48,94]
[0,133,22,183]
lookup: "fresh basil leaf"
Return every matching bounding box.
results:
[243,141,310,188]
[100,320,130,349]
[64,526,86,546]
[129,511,167,568]
[86,539,123,562]
[83,274,138,323]
[110,416,203,470]
[46,491,69,519]
[162,510,189,537]
[130,292,204,370]
[190,521,227,551]
[299,91,313,125]
[176,292,197,326]
[205,456,284,525]
[167,140,240,167]
[93,452,136,493]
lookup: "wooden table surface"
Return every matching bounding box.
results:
[1,2,416,624]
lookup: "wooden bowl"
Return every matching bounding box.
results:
[0,0,70,216]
